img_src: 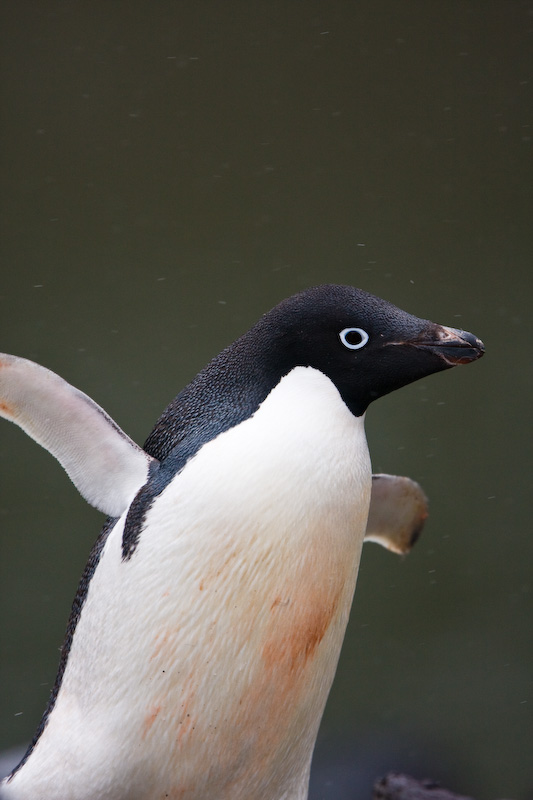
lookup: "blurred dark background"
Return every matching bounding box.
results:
[0,2,531,798]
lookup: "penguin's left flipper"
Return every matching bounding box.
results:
[0,354,156,517]
[365,474,428,555]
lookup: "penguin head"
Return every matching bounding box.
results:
[253,284,484,417]
[144,284,484,462]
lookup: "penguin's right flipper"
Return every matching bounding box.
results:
[0,354,156,517]
[365,474,428,554]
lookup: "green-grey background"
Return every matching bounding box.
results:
[0,2,531,798]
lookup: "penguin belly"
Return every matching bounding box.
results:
[6,367,371,800]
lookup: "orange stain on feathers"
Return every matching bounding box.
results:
[176,710,195,744]
[138,526,359,797]
[198,548,238,592]
[210,585,347,796]
[150,631,168,661]
[262,586,342,674]
[0,400,14,417]
[141,704,162,740]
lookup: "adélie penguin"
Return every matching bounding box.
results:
[0,285,484,800]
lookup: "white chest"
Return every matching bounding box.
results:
[9,367,371,800]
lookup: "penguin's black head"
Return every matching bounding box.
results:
[143,284,484,462]
[257,284,484,417]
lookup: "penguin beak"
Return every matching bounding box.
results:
[411,324,485,366]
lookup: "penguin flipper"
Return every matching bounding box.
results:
[365,474,428,554]
[0,353,156,517]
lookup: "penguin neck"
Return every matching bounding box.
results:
[143,324,294,463]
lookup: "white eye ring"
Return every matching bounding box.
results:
[339,327,369,350]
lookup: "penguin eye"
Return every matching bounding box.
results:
[339,327,369,350]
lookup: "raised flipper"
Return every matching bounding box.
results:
[365,474,428,554]
[0,354,156,517]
